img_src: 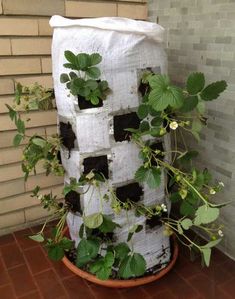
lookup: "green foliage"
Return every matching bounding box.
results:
[47,237,73,261]
[98,215,120,233]
[194,205,220,225]
[135,166,161,189]
[83,213,103,229]
[60,51,110,106]
[186,72,205,95]
[147,74,184,111]
[89,252,115,280]
[127,224,143,242]
[118,253,146,279]
[76,238,100,267]
[201,81,227,101]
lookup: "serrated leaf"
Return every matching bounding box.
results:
[181,218,193,230]
[177,150,199,164]
[201,81,227,101]
[130,253,146,277]
[76,238,100,267]
[48,245,64,261]
[77,53,90,70]
[29,233,44,243]
[151,116,163,127]
[194,205,219,225]
[64,50,77,65]
[148,74,184,111]
[32,137,46,148]
[140,121,150,132]
[114,243,130,261]
[84,213,103,229]
[6,104,17,121]
[180,200,195,216]
[180,96,199,112]
[201,248,211,267]
[187,72,205,95]
[13,134,23,146]
[86,67,101,79]
[98,215,120,233]
[89,53,102,66]
[135,166,161,189]
[118,256,132,279]
[201,239,221,249]
[137,104,149,119]
[16,118,25,134]
[60,73,70,83]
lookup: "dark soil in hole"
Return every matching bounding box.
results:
[113,112,140,142]
[150,141,164,166]
[91,229,115,242]
[116,182,143,204]
[83,155,109,179]
[138,82,150,97]
[57,150,62,164]
[146,212,168,228]
[65,190,82,214]
[78,95,103,110]
[59,122,76,155]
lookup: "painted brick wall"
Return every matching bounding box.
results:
[0,0,147,235]
[148,0,235,258]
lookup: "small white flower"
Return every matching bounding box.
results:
[219,181,225,187]
[161,204,167,212]
[209,189,216,195]
[169,121,178,130]
[218,230,224,237]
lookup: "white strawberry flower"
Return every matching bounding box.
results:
[169,121,178,130]
[161,204,167,212]
[209,189,216,195]
[218,230,224,237]
[219,181,225,187]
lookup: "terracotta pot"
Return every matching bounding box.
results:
[62,227,179,288]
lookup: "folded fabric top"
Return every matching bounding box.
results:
[49,15,164,43]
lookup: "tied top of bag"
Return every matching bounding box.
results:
[50,15,164,43]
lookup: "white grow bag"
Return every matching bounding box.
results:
[50,16,171,272]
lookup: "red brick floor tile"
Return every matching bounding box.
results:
[8,264,37,297]
[152,289,177,299]
[52,260,75,279]
[200,263,233,285]
[90,284,122,299]
[221,258,235,276]
[0,258,10,286]
[63,276,95,299]
[18,291,42,299]
[0,234,15,247]
[0,284,17,299]
[1,243,25,269]
[156,270,199,299]
[188,273,217,299]
[14,228,38,251]
[24,246,51,274]
[34,269,67,299]
[174,254,201,280]
[219,277,235,298]
[120,286,151,299]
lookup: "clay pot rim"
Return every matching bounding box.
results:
[62,227,179,288]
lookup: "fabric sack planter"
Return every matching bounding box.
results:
[50,15,175,283]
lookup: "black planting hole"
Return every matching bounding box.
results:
[57,150,62,165]
[65,190,82,214]
[78,95,103,110]
[116,183,143,204]
[150,141,164,166]
[113,112,140,142]
[146,212,168,229]
[83,155,109,179]
[59,122,76,154]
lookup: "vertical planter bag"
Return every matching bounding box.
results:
[50,16,172,276]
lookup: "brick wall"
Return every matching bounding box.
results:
[148,0,235,259]
[0,0,147,234]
